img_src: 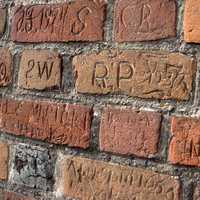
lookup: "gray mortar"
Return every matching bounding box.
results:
[0,0,199,199]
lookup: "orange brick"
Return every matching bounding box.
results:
[184,0,200,43]
[169,117,200,167]
[0,142,9,180]
[0,99,92,148]
[0,48,12,86]
[73,50,196,100]
[100,107,161,158]
[11,1,106,42]
[18,50,61,90]
[57,156,180,200]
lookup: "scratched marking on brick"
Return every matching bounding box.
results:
[0,48,12,86]
[11,0,106,42]
[18,50,61,90]
[58,156,180,200]
[114,0,176,42]
[100,108,161,158]
[0,99,92,148]
[73,50,196,100]
[169,117,200,167]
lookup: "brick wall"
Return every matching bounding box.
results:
[0,0,200,199]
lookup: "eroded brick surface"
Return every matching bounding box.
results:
[18,50,61,90]
[169,117,200,167]
[0,8,6,36]
[11,1,106,42]
[73,50,196,100]
[0,142,9,180]
[0,99,92,148]
[100,107,161,158]
[11,144,55,191]
[184,0,200,43]
[0,48,12,86]
[57,156,180,200]
[3,191,35,200]
[114,0,176,42]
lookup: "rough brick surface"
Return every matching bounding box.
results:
[169,117,200,167]
[0,48,12,86]
[0,8,6,36]
[18,50,61,90]
[0,142,8,180]
[11,1,106,42]
[100,108,161,158]
[114,0,176,42]
[184,0,200,43]
[0,99,92,148]
[0,190,35,200]
[74,50,196,100]
[57,156,180,200]
[193,185,200,200]
[11,144,55,191]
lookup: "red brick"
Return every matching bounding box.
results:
[0,8,6,36]
[73,50,196,100]
[114,0,176,42]
[0,48,12,86]
[2,191,35,200]
[0,99,92,148]
[0,142,9,180]
[11,1,106,42]
[100,107,161,158]
[57,156,180,200]
[18,50,61,90]
[184,0,200,43]
[169,117,200,167]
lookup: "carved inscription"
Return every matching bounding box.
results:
[0,49,12,87]
[11,0,106,42]
[100,108,161,158]
[73,50,196,100]
[18,50,61,90]
[58,156,180,200]
[114,0,176,42]
[169,117,200,167]
[0,8,6,36]
[0,99,92,148]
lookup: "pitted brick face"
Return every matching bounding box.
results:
[184,0,200,43]
[0,8,6,36]
[100,107,161,158]
[169,117,200,167]
[0,99,92,148]
[73,50,196,100]
[18,50,61,90]
[57,156,180,200]
[114,0,176,42]
[11,0,106,42]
